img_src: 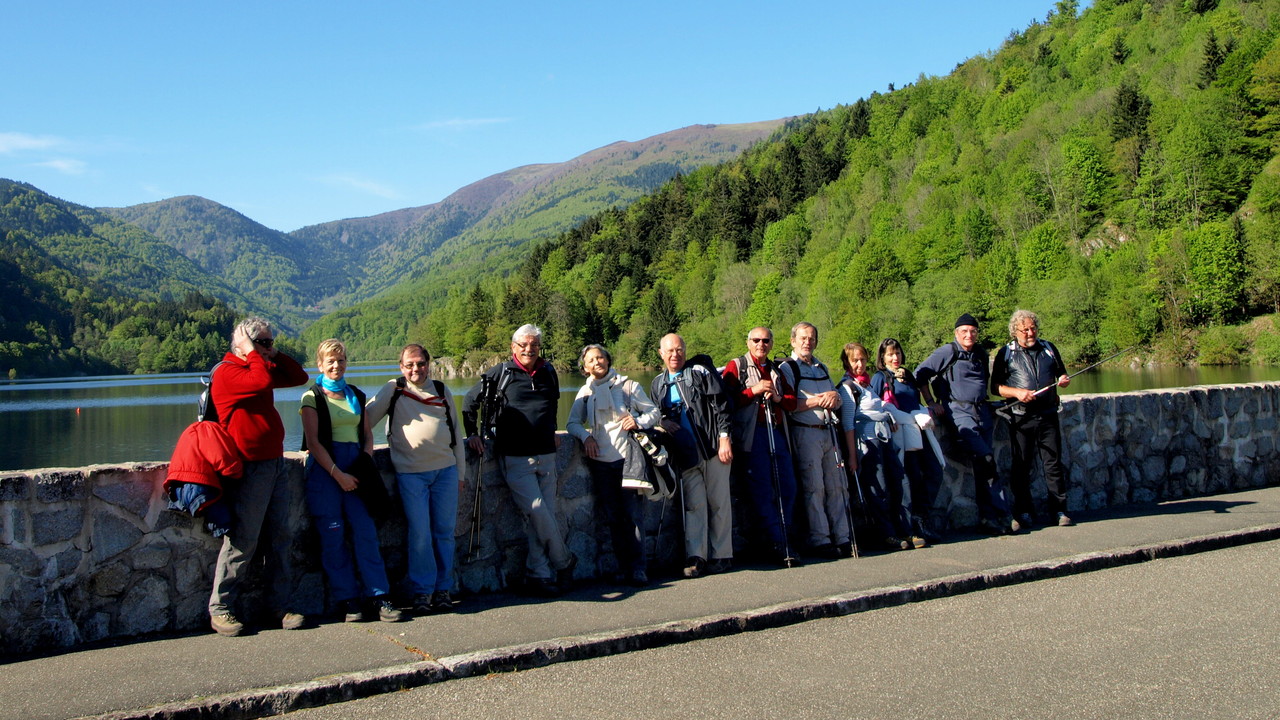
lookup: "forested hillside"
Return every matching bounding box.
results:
[104,196,360,331]
[0,181,249,376]
[311,0,1280,371]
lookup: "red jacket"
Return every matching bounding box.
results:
[164,420,245,509]
[211,350,309,461]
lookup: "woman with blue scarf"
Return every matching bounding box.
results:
[300,338,401,623]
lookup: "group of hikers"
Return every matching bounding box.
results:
[181,310,1074,637]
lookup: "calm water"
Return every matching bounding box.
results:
[2,363,1279,472]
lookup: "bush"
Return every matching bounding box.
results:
[1255,331,1280,365]
[1196,325,1249,365]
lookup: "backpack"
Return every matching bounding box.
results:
[386,377,457,448]
[196,361,231,423]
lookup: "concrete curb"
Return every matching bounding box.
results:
[79,523,1280,720]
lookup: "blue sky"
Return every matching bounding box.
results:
[4,2,1059,233]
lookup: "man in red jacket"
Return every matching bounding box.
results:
[207,317,309,636]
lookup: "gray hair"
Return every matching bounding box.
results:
[1008,309,1039,339]
[232,317,272,349]
[512,324,543,343]
[790,321,818,343]
[578,344,612,376]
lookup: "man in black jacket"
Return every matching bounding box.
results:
[463,324,574,594]
[651,333,734,578]
[991,309,1073,528]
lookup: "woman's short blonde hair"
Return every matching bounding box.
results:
[315,338,347,364]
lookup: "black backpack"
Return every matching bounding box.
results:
[196,361,231,423]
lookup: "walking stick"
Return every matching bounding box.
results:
[761,395,796,568]
[995,344,1138,413]
[467,449,484,560]
[824,409,859,558]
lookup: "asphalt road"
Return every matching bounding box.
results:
[286,540,1280,720]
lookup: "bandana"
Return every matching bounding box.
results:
[318,375,360,415]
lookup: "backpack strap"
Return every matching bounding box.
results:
[434,379,458,449]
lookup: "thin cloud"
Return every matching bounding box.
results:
[34,158,87,175]
[0,132,66,154]
[316,174,401,200]
[414,117,512,131]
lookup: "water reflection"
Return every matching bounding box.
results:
[1,363,1277,472]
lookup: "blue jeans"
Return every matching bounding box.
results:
[305,442,391,604]
[949,402,1012,521]
[742,423,798,553]
[396,465,459,595]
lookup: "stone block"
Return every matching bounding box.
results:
[1230,418,1254,440]
[130,539,171,570]
[31,507,84,546]
[34,470,86,502]
[51,547,82,578]
[0,473,29,501]
[91,473,155,519]
[91,562,130,597]
[91,511,143,564]
[116,575,169,636]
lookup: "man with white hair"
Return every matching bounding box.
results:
[463,324,574,595]
[991,309,1073,528]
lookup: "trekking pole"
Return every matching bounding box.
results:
[824,409,859,558]
[761,395,796,568]
[996,344,1138,410]
[467,448,484,560]
[467,374,497,561]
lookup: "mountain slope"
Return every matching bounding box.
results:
[0,180,246,376]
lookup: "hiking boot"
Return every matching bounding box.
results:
[834,542,854,558]
[430,591,455,612]
[556,554,578,586]
[978,519,1008,536]
[1057,512,1074,527]
[682,556,705,578]
[1017,513,1035,530]
[911,535,929,549]
[412,593,434,615]
[526,576,560,597]
[884,536,909,551]
[210,613,244,637]
[341,599,364,623]
[627,569,649,587]
[809,543,839,559]
[376,597,403,622]
[280,612,306,631]
[706,558,734,574]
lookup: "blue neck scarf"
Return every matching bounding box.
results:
[318,376,360,415]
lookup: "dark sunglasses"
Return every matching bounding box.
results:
[749,337,772,344]
[252,337,274,349]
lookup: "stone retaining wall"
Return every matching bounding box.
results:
[2,383,1277,656]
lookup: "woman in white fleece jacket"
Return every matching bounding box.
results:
[566,344,659,586]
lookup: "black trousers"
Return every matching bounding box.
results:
[1008,411,1067,517]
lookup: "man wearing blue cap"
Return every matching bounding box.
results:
[914,313,1016,535]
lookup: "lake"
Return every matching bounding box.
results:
[2,363,1279,472]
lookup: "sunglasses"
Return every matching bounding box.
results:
[749,337,772,344]
[252,337,274,349]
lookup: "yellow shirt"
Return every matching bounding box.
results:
[300,389,361,444]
